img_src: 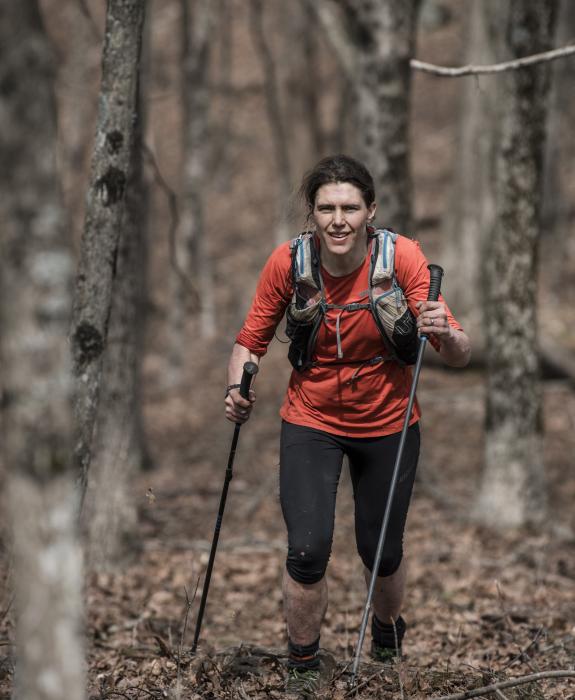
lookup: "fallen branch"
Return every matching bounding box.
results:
[411,44,575,77]
[432,670,575,700]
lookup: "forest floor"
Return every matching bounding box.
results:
[3,340,573,699]
[94,350,575,699]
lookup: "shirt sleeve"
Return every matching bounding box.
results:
[235,242,293,356]
[394,235,463,352]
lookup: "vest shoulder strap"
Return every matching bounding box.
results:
[369,228,398,285]
[290,232,320,289]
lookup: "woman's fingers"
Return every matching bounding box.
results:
[224,389,256,423]
[416,301,449,335]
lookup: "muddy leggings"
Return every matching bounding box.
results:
[279,420,420,585]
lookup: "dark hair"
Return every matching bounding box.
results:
[299,154,375,210]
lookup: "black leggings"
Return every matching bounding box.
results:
[280,421,420,585]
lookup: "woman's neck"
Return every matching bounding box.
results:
[320,236,369,277]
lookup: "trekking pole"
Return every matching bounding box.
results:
[191,361,259,654]
[348,264,444,688]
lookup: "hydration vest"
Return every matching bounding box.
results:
[285,228,419,372]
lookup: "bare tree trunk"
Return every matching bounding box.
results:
[169,0,215,376]
[70,0,146,508]
[210,0,235,194]
[310,0,421,232]
[474,0,557,529]
[85,38,151,568]
[249,0,293,244]
[182,0,216,340]
[441,0,501,342]
[279,1,327,163]
[0,3,85,697]
[541,0,575,301]
[346,0,421,231]
[300,3,326,160]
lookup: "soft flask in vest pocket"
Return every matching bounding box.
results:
[285,233,323,371]
[369,280,419,365]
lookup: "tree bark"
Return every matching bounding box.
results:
[182,0,216,339]
[474,0,558,529]
[70,0,146,507]
[441,0,501,342]
[169,0,215,376]
[343,0,421,232]
[249,0,293,244]
[85,31,151,568]
[0,2,85,697]
[541,0,575,300]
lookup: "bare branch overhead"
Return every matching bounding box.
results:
[412,43,575,77]
[303,3,575,81]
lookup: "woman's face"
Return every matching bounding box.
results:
[312,182,376,260]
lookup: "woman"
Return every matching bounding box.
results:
[225,155,470,693]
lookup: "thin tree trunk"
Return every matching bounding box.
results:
[475,0,557,529]
[182,0,216,340]
[85,34,151,568]
[0,3,85,697]
[346,0,421,232]
[169,0,215,376]
[209,0,235,194]
[441,0,501,341]
[301,3,326,160]
[541,0,575,300]
[249,0,293,244]
[70,0,146,508]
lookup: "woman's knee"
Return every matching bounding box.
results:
[286,536,332,585]
[358,541,403,578]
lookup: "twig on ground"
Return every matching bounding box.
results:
[495,582,539,674]
[176,581,198,680]
[432,670,575,700]
[502,626,544,671]
[411,44,575,77]
[343,667,387,698]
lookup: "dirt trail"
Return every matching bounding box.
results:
[75,355,575,698]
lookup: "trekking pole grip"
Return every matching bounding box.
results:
[239,361,258,399]
[427,264,444,302]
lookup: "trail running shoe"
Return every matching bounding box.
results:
[285,666,321,698]
[371,642,400,663]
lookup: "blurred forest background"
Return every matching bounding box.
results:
[0,0,574,698]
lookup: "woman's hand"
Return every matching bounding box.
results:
[225,387,256,424]
[225,343,260,423]
[416,300,471,367]
[416,300,451,337]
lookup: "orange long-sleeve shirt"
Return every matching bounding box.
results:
[236,234,462,437]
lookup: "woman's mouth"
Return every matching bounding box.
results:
[328,231,349,239]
